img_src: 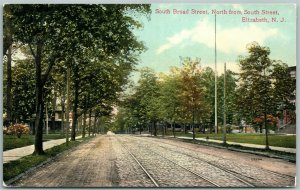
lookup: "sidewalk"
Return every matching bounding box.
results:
[3,136,82,164]
[175,136,296,154]
[143,133,296,154]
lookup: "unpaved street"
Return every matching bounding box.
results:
[11,134,296,188]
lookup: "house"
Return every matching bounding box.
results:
[283,66,296,125]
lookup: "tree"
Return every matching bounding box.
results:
[111,107,130,133]
[117,59,218,138]
[217,69,237,127]
[64,5,150,141]
[158,68,182,137]
[73,50,141,138]
[271,62,296,124]
[6,4,151,154]
[8,4,70,154]
[3,45,55,127]
[200,67,215,133]
[10,59,36,123]
[121,92,143,134]
[48,61,68,134]
[134,68,160,136]
[3,5,15,126]
[237,42,275,149]
[178,58,209,139]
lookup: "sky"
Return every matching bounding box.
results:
[132,3,296,80]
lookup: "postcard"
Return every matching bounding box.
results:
[2,3,297,188]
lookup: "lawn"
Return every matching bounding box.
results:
[163,131,296,148]
[3,133,66,151]
[196,133,296,148]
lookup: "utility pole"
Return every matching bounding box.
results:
[192,61,195,140]
[65,66,70,145]
[222,62,227,144]
[214,13,218,134]
[264,67,269,150]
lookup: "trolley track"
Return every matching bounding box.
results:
[146,136,295,178]
[144,145,221,187]
[128,135,295,187]
[123,136,251,187]
[116,136,219,187]
[117,138,159,187]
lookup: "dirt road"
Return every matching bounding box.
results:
[12,135,119,187]
[11,134,296,188]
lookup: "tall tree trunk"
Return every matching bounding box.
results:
[71,104,78,141]
[164,124,167,135]
[71,67,80,141]
[61,97,65,135]
[192,123,195,140]
[65,66,71,145]
[6,44,12,126]
[29,39,56,154]
[192,104,195,140]
[93,116,97,136]
[259,124,263,133]
[51,91,57,131]
[88,108,92,137]
[153,121,157,136]
[78,115,82,133]
[45,103,49,134]
[33,43,45,155]
[82,110,87,138]
[172,122,175,137]
[4,6,13,126]
[97,118,101,134]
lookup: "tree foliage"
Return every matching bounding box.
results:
[113,42,295,137]
[4,4,151,154]
[236,42,295,124]
[236,42,274,123]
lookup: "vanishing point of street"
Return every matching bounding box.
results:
[12,133,295,188]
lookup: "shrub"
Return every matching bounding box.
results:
[3,127,9,135]
[6,124,30,138]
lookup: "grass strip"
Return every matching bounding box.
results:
[194,133,296,148]
[3,135,35,151]
[163,132,296,148]
[3,136,93,183]
[172,137,296,163]
[4,134,81,151]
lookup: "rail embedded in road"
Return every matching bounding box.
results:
[125,135,295,187]
[117,140,159,187]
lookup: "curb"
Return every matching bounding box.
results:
[4,157,53,186]
[151,136,296,163]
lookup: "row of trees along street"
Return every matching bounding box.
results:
[3,4,295,154]
[113,42,295,149]
[3,4,151,155]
